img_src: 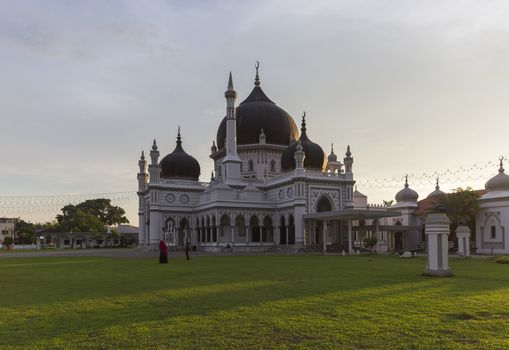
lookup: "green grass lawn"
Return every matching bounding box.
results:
[0,255,508,349]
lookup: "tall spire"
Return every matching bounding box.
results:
[255,61,260,86]
[405,174,409,188]
[227,71,234,90]
[499,156,505,173]
[300,111,307,135]
[435,177,440,190]
[175,126,183,149]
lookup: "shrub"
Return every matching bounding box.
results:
[3,237,13,246]
[363,237,378,252]
[495,256,509,264]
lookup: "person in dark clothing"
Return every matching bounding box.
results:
[159,240,168,264]
[185,240,190,260]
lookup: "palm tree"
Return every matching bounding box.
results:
[431,187,480,243]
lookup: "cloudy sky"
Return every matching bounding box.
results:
[1,0,508,223]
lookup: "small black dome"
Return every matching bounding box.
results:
[216,71,298,149]
[281,115,326,172]
[160,131,201,180]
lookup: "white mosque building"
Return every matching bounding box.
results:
[137,66,405,252]
[137,65,509,255]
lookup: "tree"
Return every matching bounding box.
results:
[383,200,394,207]
[431,187,480,241]
[3,237,13,247]
[15,219,36,245]
[75,199,129,226]
[55,199,129,233]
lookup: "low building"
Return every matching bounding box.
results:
[40,228,138,249]
[0,218,15,245]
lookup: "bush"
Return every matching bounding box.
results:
[363,237,378,251]
[495,256,509,264]
[3,237,13,246]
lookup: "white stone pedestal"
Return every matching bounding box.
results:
[456,225,471,257]
[424,213,453,277]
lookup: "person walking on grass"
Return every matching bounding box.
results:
[185,239,190,260]
[159,240,168,264]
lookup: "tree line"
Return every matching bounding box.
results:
[10,199,129,245]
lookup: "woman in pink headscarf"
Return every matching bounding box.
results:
[159,240,168,264]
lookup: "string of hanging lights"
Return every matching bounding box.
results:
[0,157,506,217]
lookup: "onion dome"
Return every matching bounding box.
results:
[281,113,326,171]
[328,143,337,163]
[395,175,419,203]
[160,128,201,180]
[216,63,299,149]
[427,178,445,198]
[485,157,509,191]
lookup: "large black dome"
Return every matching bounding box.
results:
[216,72,298,149]
[160,131,201,180]
[281,115,326,172]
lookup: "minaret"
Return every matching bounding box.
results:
[344,145,353,174]
[222,71,242,183]
[137,151,148,191]
[343,145,354,208]
[294,140,305,176]
[149,139,160,184]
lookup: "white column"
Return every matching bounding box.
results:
[231,225,234,246]
[322,220,328,255]
[294,206,306,247]
[424,213,453,276]
[348,219,353,254]
[456,225,471,257]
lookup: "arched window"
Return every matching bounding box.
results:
[317,196,333,212]
[262,216,273,242]
[270,160,276,172]
[220,214,230,238]
[280,216,287,245]
[288,215,295,245]
[248,160,254,171]
[250,215,260,241]
[235,215,246,237]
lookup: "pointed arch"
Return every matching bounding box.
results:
[280,215,287,245]
[262,215,273,242]
[163,217,176,244]
[178,217,189,246]
[250,215,261,242]
[235,214,246,237]
[316,195,333,213]
[219,214,231,240]
[288,214,295,245]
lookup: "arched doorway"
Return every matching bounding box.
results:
[211,216,217,242]
[235,215,246,240]
[288,215,295,245]
[280,216,287,245]
[395,221,403,251]
[178,218,189,246]
[262,216,273,242]
[219,214,231,242]
[163,217,176,244]
[206,217,211,242]
[250,216,261,242]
